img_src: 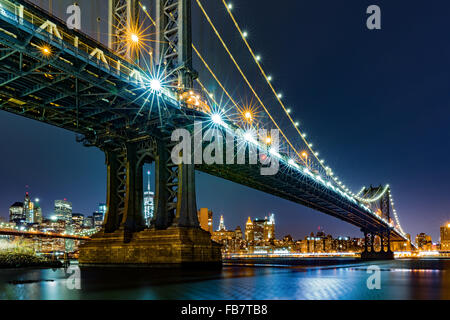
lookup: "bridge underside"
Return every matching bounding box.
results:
[0,0,402,265]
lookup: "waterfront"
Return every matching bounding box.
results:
[1,259,450,300]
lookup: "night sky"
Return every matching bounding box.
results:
[0,0,449,242]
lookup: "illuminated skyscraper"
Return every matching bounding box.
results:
[144,170,154,227]
[34,199,43,225]
[415,233,432,251]
[54,199,72,223]
[98,203,107,216]
[264,213,275,241]
[253,218,265,241]
[72,213,85,229]
[9,202,25,224]
[245,217,254,242]
[54,199,74,253]
[218,215,226,231]
[24,192,34,223]
[441,224,450,250]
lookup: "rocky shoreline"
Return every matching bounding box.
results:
[0,253,63,269]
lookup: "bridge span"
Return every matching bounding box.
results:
[0,0,411,264]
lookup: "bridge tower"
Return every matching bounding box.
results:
[360,186,394,260]
[108,0,139,59]
[79,0,221,267]
[156,0,196,89]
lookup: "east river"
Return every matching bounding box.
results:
[1,258,450,300]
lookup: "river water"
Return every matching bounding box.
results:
[1,258,450,300]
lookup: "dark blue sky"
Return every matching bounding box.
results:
[0,0,449,242]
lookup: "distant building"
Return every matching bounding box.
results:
[253,218,265,241]
[211,216,235,251]
[218,215,226,231]
[441,224,450,251]
[264,214,275,242]
[34,201,43,225]
[72,213,85,228]
[9,202,25,224]
[54,199,73,222]
[23,193,35,224]
[235,226,243,241]
[83,216,94,228]
[415,233,432,251]
[198,208,213,233]
[93,211,104,228]
[252,214,275,242]
[245,217,254,242]
[98,203,107,216]
[144,171,154,227]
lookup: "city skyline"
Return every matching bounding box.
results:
[1,186,446,245]
[1,0,450,243]
[1,0,450,303]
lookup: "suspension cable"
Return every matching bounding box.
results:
[220,0,359,194]
[195,0,308,163]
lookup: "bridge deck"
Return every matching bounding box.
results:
[0,0,407,242]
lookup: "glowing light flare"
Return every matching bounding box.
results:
[288,159,299,169]
[269,148,282,159]
[149,79,162,92]
[41,46,51,56]
[130,33,139,43]
[211,113,224,125]
[243,131,257,144]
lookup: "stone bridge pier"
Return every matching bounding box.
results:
[79,137,221,267]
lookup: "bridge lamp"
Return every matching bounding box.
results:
[244,111,253,122]
[227,3,233,10]
[243,131,256,144]
[267,75,273,82]
[149,79,162,92]
[277,93,283,99]
[131,33,140,44]
[286,108,291,114]
[211,113,224,125]
[301,151,308,159]
[41,46,51,56]
[243,31,248,38]
[265,136,272,145]
[256,55,262,62]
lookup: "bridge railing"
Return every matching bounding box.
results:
[0,0,186,108]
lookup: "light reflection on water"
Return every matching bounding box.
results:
[1,259,450,300]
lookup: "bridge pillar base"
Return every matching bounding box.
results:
[79,227,222,267]
[360,251,394,261]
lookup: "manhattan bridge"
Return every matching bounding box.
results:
[0,0,412,264]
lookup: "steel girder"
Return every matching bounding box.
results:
[156,0,195,89]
